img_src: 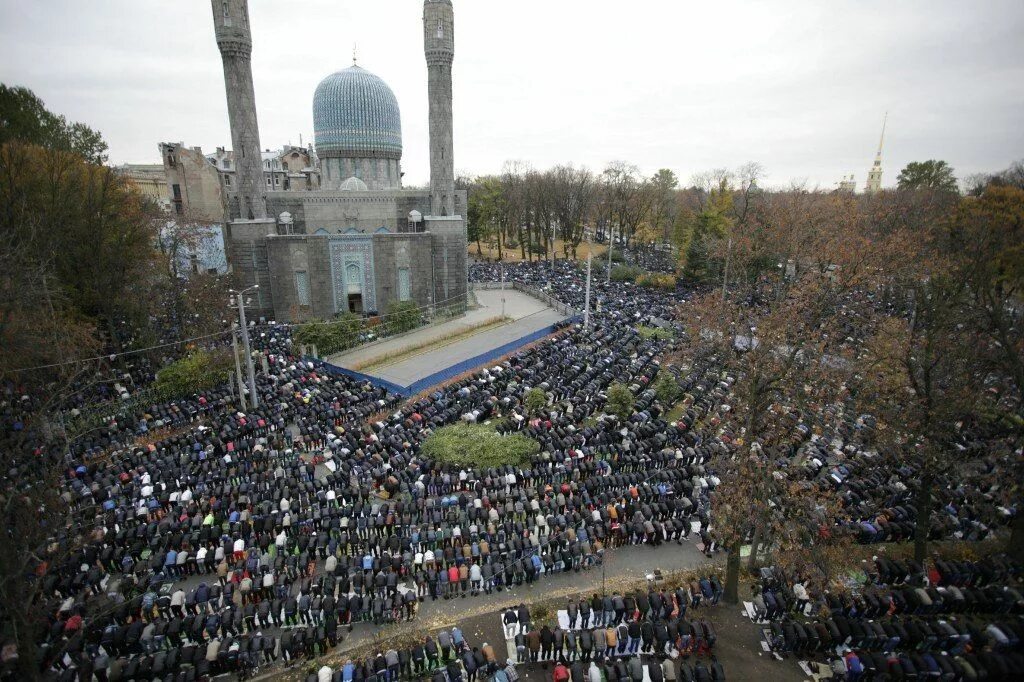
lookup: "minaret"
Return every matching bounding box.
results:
[212,0,267,219]
[424,0,456,217]
[864,112,887,194]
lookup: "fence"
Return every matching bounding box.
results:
[308,315,580,398]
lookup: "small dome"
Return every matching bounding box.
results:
[339,176,368,191]
[408,209,422,221]
[313,65,402,159]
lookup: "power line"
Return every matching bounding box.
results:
[4,328,235,375]
[6,292,472,375]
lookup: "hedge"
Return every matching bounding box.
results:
[419,423,539,468]
[154,349,230,399]
[610,265,642,282]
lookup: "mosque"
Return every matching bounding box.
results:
[213,0,467,321]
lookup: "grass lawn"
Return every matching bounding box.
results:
[638,325,675,340]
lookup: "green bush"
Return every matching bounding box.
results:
[606,382,635,419]
[609,249,625,263]
[654,372,681,404]
[385,300,422,335]
[528,241,546,256]
[419,423,539,468]
[636,273,677,289]
[155,349,230,399]
[610,265,642,282]
[294,313,363,355]
[637,325,675,341]
[525,387,547,415]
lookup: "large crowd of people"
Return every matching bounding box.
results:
[2,254,1018,680]
[754,555,1024,679]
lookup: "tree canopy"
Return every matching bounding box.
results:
[0,84,108,163]
[897,159,958,193]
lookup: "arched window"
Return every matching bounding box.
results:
[314,228,329,235]
[346,263,362,293]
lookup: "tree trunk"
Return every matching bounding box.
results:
[724,540,742,605]
[496,229,503,262]
[914,474,933,565]
[747,525,763,572]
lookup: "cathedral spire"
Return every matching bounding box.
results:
[865,112,887,194]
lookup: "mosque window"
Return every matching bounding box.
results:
[295,271,311,306]
[437,19,443,38]
[398,268,411,301]
[223,2,229,19]
[346,263,362,294]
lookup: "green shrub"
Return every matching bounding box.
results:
[609,249,625,263]
[654,372,681,404]
[419,423,539,468]
[155,349,230,399]
[606,382,635,419]
[386,300,422,335]
[528,241,546,256]
[294,313,363,355]
[636,273,677,289]
[610,265,642,282]
[524,387,547,415]
[637,326,675,341]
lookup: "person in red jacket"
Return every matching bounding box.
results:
[448,565,460,598]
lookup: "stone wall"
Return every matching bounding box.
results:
[372,233,435,312]
[226,218,277,316]
[263,189,465,235]
[426,216,467,308]
[161,143,226,223]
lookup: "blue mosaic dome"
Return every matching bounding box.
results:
[313,65,402,160]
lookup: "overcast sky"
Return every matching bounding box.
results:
[2,0,1022,189]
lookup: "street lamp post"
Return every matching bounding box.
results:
[230,326,247,410]
[231,285,260,409]
[584,251,592,329]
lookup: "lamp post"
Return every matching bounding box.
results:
[584,250,592,329]
[230,285,259,409]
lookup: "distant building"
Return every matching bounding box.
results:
[159,221,229,276]
[837,174,856,193]
[115,163,170,210]
[160,142,227,222]
[207,145,321,195]
[864,114,887,194]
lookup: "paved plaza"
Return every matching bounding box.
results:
[327,288,567,388]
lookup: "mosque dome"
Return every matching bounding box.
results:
[313,65,402,160]
[339,176,369,191]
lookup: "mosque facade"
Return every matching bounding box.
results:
[213,0,466,321]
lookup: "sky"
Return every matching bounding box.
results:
[1,0,1022,189]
